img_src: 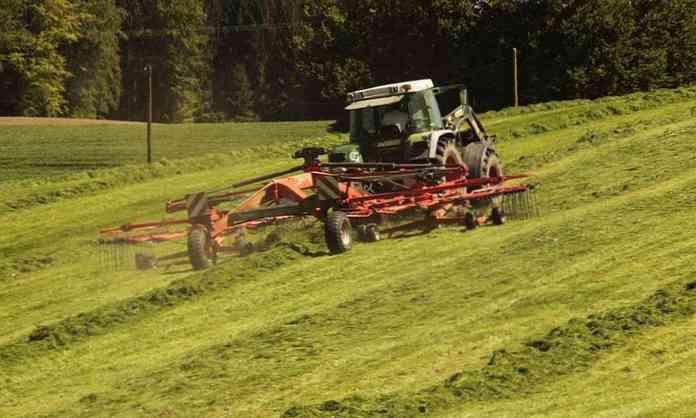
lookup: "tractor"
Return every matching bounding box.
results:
[329,79,503,189]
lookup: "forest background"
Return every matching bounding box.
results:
[2,0,696,123]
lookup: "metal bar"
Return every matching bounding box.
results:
[231,165,304,188]
[321,162,434,169]
[228,204,310,224]
[345,176,527,204]
[100,218,191,234]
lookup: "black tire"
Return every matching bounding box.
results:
[364,224,380,242]
[463,212,478,230]
[463,142,504,207]
[433,137,464,167]
[325,211,352,254]
[491,206,506,225]
[463,142,503,180]
[188,225,215,270]
[357,224,380,242]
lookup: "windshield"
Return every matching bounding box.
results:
[349,90,443,141]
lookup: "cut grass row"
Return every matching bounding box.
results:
[286,279,696,417]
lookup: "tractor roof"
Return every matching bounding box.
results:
[346,79,434,105]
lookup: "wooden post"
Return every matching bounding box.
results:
[145,65,152,164]
[513,48,519,107]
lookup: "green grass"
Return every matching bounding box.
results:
[2,86,696,418]
[0,120,332,181]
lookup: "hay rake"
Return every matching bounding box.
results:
[100,147,537,270]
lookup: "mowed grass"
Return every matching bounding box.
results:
[2,86,696,417]
[0,120,332,181]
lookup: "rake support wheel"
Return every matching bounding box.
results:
[491,207,506,225]
[325,211,353,254]
[358,224,380,242]
[188,225,216,270]
[463,212,478,230]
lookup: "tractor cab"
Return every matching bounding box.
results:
[333,79,489,165]
[332,79,444,163]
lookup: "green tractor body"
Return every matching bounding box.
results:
[330,79,499,177]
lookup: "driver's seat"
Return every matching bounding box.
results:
[379,124,402,139]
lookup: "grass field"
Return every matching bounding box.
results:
[2,86,696,417]
[0,119,333,181]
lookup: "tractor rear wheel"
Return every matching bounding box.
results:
[325,211,353,254]
[463,142,503,180]
[188,225,216,270]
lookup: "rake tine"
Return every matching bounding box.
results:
[532,189,540,217]
[524,191,531,220]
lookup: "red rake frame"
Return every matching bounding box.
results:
[100,161,531,267]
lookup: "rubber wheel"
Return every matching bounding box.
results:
[188,225,215,270]
[463,142,503,180]
[432,137,464,183]
[463,142,504,207]
[491,206,506,225]
[433,137,464,167]
[364,225,380,242]
[325,211,352,254]
[463,212,478,230]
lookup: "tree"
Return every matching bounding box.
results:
[116,0,208,122]
[64,0,123,118]
[0,0,83,116]
[225,63,255,119]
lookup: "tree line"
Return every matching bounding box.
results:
[1,0,695,122]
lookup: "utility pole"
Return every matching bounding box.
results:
[144,64,153,164]
[513,48,519,107]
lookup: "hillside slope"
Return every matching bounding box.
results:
[2,87,696,417]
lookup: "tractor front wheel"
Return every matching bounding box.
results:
[433,137,464,167]
[188,225,216,270]
[325,211,353,254]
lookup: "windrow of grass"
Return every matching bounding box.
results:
[482,85,696,143]
[480,84,696,122]
[283,280,696,417]
[435,313,696,417]
[0,156,309,344]
[0,237,319,365]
